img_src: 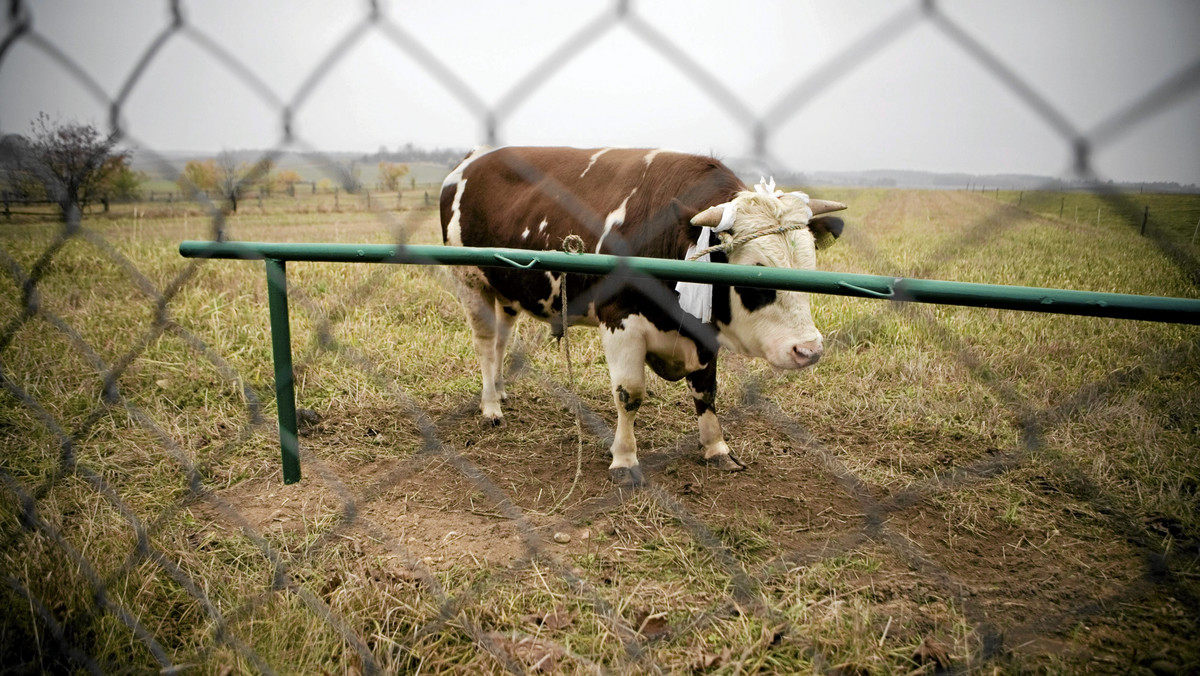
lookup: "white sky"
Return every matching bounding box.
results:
[2,0,1198,183]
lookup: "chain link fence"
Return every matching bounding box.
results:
[2,1,1199,673]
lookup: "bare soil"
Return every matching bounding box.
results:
[209,380,1200,673]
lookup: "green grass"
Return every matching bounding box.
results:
[1,189,1198,673]
[999,189,1200,259]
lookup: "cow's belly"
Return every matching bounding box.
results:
[461,263,602,327]
[631,314,706,381]
[645,353,691,381]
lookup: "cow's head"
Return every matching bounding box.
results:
[690,183,846,370]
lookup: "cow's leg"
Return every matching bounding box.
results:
[687,360,745,471]
[492,301,518,402]
[601,325,647,487]
[460,285,506,426]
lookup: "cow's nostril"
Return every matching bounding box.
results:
[792,344,822,365]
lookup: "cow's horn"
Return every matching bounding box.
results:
[691,204,726,228]
[809,199,847,217]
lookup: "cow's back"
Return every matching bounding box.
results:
[441,146,743,259]
[440,146,744,325]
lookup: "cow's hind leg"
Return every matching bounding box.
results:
[460,285,507,426]
[687,360,745,471]
[601,325,647,487]
[493,301,518,402]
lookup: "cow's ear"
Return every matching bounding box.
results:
[810,215,844,249]
[658,198,703,230]
[669,198,699,224]
[650,199,699,240]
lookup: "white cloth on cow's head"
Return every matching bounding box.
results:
[675,180,814,322]
[756,176,780,197]
[756,176,810,205]
[677,202,735,323]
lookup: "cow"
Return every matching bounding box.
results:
[440,146,846,486]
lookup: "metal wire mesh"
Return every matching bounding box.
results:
[2,1,1199,673]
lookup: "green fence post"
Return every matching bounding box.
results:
[265,257,301,484]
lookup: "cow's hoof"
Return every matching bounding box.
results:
[705,453,746,472]
[479,414,505,429]
[608,466,645,488]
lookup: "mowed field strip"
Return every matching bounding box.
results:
[1,187,1197,673]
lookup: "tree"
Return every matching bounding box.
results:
[274,170,303,195]
[0,134,48,200]
[378,161,410,191]
[206,152,276,210]
[215,150,244,212]
[178,159,218,194]
[98,154,144,202]
[337,160,362,193]
[0,113,135,216]
[254,158,276,196]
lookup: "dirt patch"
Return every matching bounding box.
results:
[197,360,1199,673]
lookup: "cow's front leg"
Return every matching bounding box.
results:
[601,324,647,487]
[687,360,745,471]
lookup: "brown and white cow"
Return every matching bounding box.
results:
[440,146,846,486]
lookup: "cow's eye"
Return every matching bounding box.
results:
[734,284,776,312]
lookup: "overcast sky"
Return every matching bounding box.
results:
[2,1,1198,183]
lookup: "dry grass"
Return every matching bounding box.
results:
[1,189,1198,673]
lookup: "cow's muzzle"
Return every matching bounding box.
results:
[787,340,823,369]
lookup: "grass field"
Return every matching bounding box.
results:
[1,187,1198,674]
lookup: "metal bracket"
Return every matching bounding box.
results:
[838,281,895,299]
[494,253,539,269]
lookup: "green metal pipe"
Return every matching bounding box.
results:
[181,241,1200,325]
[184,239,1200,484]
[264,258,301,484]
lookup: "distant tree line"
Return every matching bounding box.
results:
[177,155,411,211]
[176,152,311,211]
[0,116,424,218]
[362,142,467,167]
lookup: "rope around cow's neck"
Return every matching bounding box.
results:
[686,177,816,261]
[686,221,811,261]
